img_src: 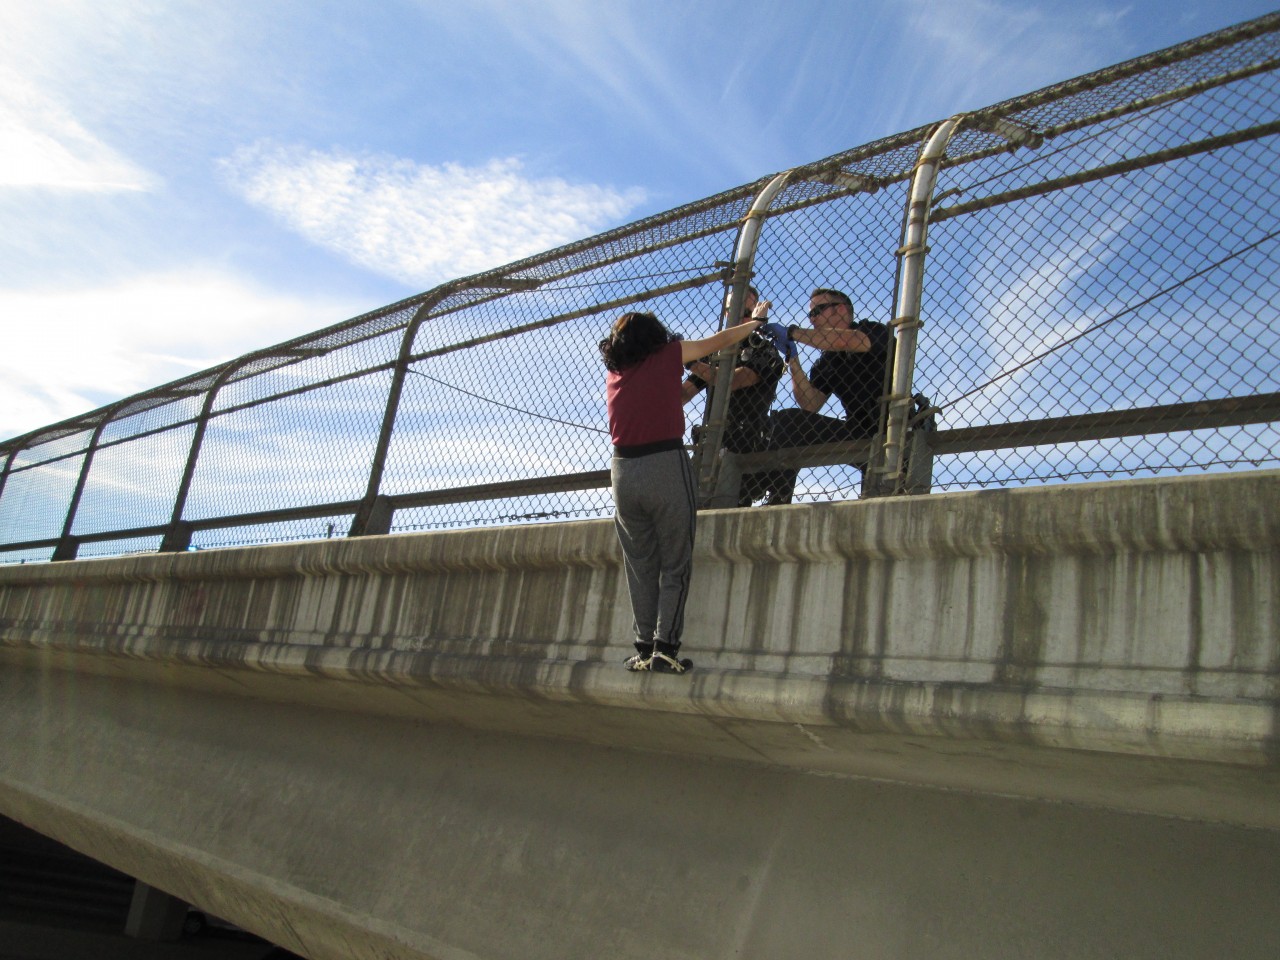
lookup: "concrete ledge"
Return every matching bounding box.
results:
[2,471,1278,826]
[1,634,1274,762]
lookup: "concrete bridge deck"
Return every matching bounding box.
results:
[1,471,1277,959]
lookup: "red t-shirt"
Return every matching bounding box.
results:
[606,340,685,447]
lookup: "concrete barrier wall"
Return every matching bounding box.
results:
[1,472,1278,959]
[1,472,1276,761]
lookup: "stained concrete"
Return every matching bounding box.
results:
[0,472,1277,958]
[2,671,1279,960]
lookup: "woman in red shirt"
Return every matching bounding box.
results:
[599,310,764,673]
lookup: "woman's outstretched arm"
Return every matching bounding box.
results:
[680,319,764,364]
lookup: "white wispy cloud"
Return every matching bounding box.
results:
[0,0,165,194]
[218,142,646,287]
[869,0,1141,134]
[413,0,722,159]
[0,66,158,192]
[0,270,366,441]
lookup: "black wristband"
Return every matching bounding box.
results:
[787,324,799,337]
[686,373,707,390]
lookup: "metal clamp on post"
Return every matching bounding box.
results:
[888,314,925,333]
[868,392,916,478]
[159,521,194,554]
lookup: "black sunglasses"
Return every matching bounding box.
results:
[808,301,844,319]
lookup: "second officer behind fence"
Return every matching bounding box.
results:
[760,288,892,504]
[682,286,783,508]
[600,310,764,674]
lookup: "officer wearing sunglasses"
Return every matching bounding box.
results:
[759,288,891,504]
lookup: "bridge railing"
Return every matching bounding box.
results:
[2,13,1278,563]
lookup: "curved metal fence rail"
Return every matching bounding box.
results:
[2,13,1279,563]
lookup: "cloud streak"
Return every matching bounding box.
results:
[0,67,158,192]
[0,270,366,441]
[218,143,646,288]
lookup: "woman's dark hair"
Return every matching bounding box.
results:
[598,312,681,372]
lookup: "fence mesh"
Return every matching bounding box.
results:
[2,13,1277,559]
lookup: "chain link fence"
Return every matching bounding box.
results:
[2,13,1278,563]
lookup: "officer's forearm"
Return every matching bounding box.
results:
[788,357,825,412]
[789,325,870,352]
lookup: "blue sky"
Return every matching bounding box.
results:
[2,0,1275,442]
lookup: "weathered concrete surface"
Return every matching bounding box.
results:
[1,471,1278,959]
[2,671,1279,960]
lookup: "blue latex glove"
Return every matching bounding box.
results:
[760,322,796,361]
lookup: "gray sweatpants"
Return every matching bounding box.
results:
[610,449,696,648]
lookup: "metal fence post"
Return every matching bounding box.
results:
[876,115,967,493]
[159,363,244,553]
[51,410,121,561]
[350,285,464,538]
[0,446,17,511]
[694,171,794,504]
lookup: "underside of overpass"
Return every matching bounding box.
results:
[1,472,1277,960]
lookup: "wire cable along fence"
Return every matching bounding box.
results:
[2,14,1279,563]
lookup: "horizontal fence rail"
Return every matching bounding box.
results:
[2,13,1279,562]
